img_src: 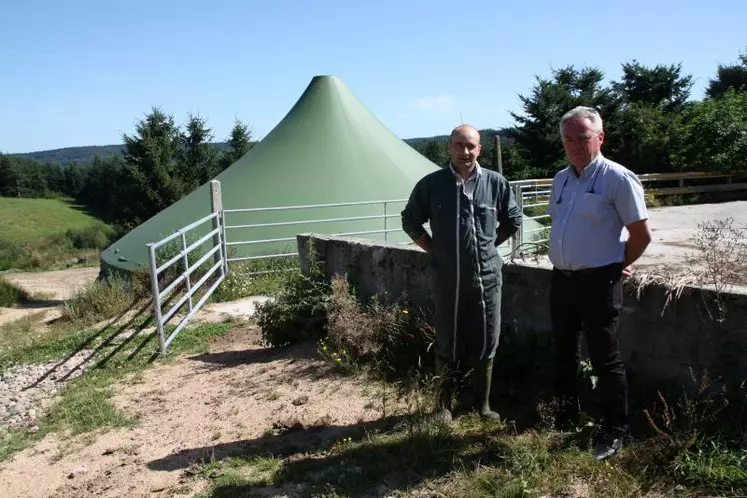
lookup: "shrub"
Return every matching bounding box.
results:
[255,257,330,348]
[324,275,435,383]
[0,240,36,271]
[0,278,30,307]
[64,224,115,250]
[62,274,149,325]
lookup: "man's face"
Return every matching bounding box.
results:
[561,117,604,170]
[448,128,482,171]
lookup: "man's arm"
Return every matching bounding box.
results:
[401,178,431,252]
[614,172,652,276]
[623,219,652,268]
[495,176,522,247]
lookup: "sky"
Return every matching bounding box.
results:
[1,0,745,153]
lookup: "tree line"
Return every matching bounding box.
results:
[1,48,745,232]
[412,50,747,180]
[0,111,252,231]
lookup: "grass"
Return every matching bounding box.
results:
[0,278,30,307]
[0,272,237,461]
[0,197,104,244]
[187,384,746,498]
[0,196,116,271]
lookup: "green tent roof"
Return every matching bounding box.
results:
[100,75,441,273]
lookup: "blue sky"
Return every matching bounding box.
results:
[1,0,745,153]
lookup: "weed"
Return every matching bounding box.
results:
[255,252,330,348]
[61,274,149,326]
[687,216,747,321]
[0,277,30,307]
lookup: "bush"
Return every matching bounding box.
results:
[62,274,149,325]
[0,278,30,307]
[325,276,435,382]
[255,260,330,348]
[64,224,115,250]
[0,240,37,271]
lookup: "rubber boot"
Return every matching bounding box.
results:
[473,358,501,421]
[432,355,454,425]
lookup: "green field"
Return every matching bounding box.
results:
[0,197,115,272]
[0,197,105,244]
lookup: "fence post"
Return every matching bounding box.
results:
[210,180,225,274]
[494,135,503,176]
[147,243,167,354]
[510,183,525,257]
[384,202,389,242]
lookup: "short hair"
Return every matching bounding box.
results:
[559,106,603,136]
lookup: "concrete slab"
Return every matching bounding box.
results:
[203,296,273,320]
[641,200,747,268]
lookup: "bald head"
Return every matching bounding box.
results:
[447,124,482,176]
[449,124,481,144]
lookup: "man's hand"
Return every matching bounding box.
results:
[413,234,432,253]
[622,266,634,279]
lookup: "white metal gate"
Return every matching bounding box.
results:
[146,181,227,354]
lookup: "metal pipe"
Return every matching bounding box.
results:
[147,243,167,354]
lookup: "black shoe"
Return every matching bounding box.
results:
[594,432,623,460]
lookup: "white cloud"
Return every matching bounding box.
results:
[408,95,456,113]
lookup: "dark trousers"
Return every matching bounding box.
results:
[550,263,628,434]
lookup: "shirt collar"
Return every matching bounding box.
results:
[449,161,482,181]
[567,153,604,179]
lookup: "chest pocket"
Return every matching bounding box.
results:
[576,192,613,221]
[473,203,497,238]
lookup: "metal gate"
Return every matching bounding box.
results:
[146,181,227,354]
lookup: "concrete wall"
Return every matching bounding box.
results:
[297,233,747,389]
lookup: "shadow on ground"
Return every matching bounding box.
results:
[146,412,512,497]
[22,299,158,390]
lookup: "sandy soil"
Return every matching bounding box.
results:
[0,267,100,326]
[3,267,100,301]
[0,325,395,498]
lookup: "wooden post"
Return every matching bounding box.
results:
[494,135,503,175]
[210,180,224,272]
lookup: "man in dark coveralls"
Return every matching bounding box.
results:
[401,124,523,423]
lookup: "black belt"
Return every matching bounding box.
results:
[553,263,622,278]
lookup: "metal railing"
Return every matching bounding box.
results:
[144,171,743,352]
[221,199,412,269]
[146,181,227,354]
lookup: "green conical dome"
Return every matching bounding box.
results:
[101,75,440,273]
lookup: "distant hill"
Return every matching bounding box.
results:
[13,142,235,166]
[13,128,515,166]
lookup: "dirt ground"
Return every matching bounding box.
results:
[0,267,100,326]
[0,325,397,498]
[0,200,745,497]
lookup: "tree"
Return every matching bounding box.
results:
[63,164,85,197]
[178,113,219,190]
[219,119,253,172]
[421,139,448,167]
[614,61,693,112]
[679,89,747,174]
[706,49,747,99]
[603,61,694,172]
[507,66,619,177]
[117,107,185,226]
[0,154,23,197]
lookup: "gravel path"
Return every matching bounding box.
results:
[0,350,93,432]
